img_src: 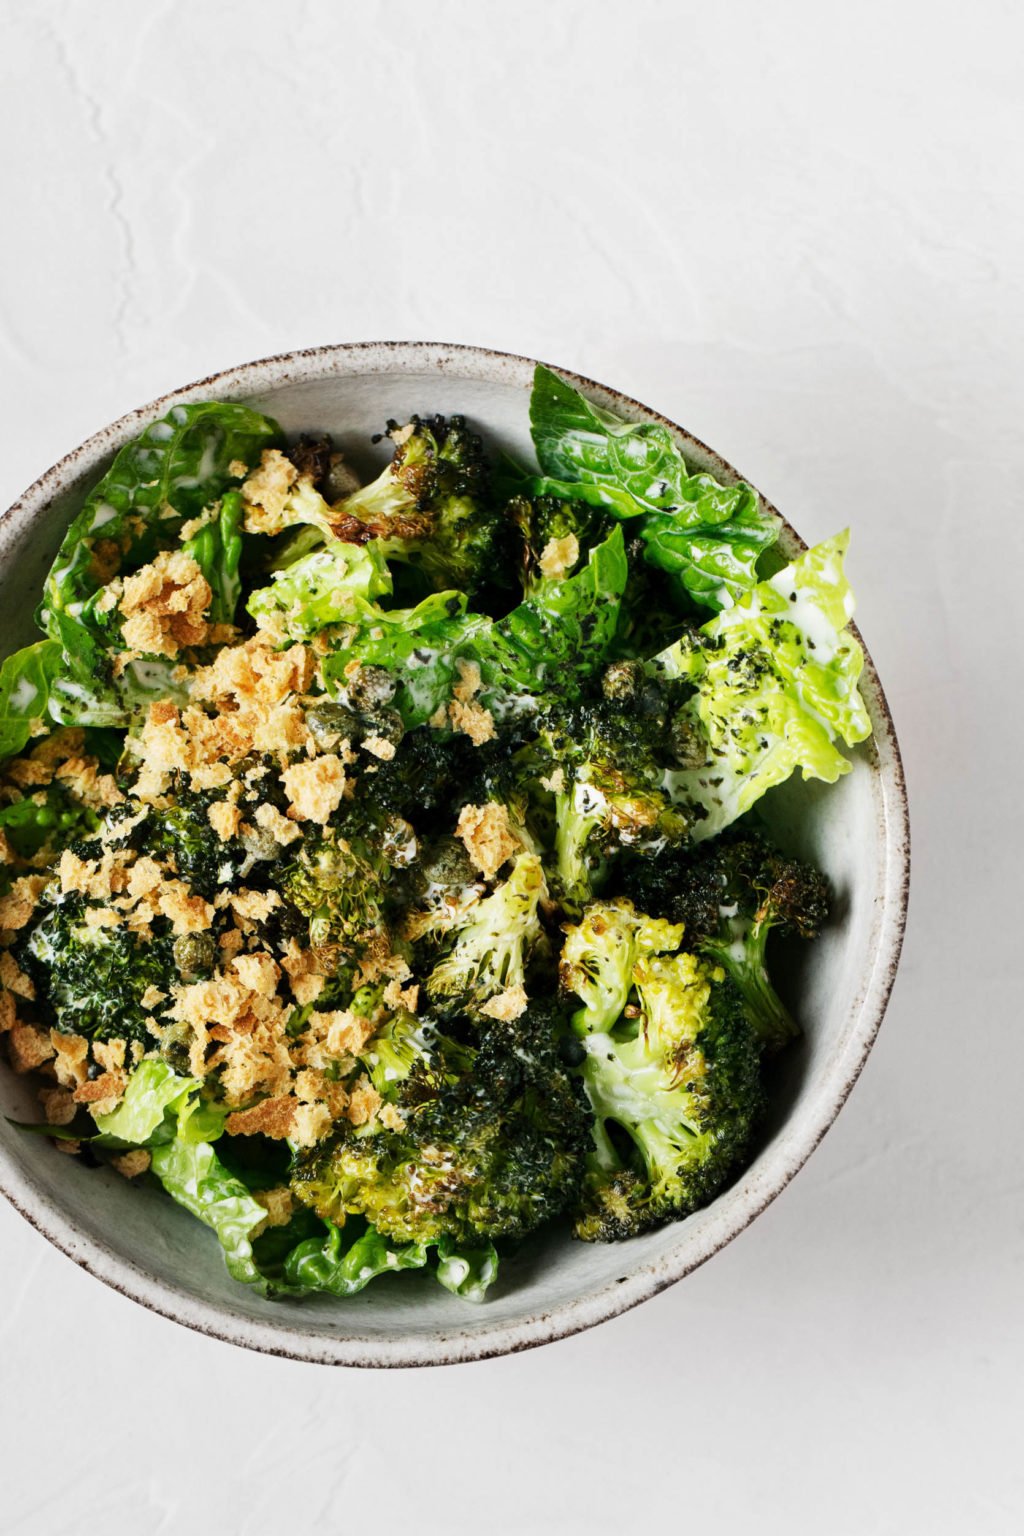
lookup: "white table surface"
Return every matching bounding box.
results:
[1,2,1020,1531]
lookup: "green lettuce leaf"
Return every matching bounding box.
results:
[0,640,63,758]
[92,1060,198,1144]
[149,1136,269,1287]
[528,365,778,609]
[182,489,246,625]
[656,532,872,838]
[435,1234,500,1303]
[37,402,280,723]
[282,1218,433,1296]
[321,527,628,728]
[247,540,393,641]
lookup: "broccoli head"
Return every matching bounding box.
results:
[619,831,830,1051]
[280,829,393,960]
[505,492,600,596]
[537,672,692,912]
[291,1002,590,1245]
[561,901,765,1240]
[421,851,549,1018]
[330,415,510,598]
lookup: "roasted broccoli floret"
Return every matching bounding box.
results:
[536,672,691,912]
[422,851,549,1017]
[561,899,765,1240]
[280,830,393,959]
[331,415,509,597]
[291,1003,589,1245]
[21,891,182,1044]
[619,832,830,1052]
[505,492,600,596]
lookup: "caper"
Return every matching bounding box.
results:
[306,701,359,748]
[419,836,476,888]
[347,663,397,713]
[363,706,405,748]
[173,931,217,980]
[601,660,643,702]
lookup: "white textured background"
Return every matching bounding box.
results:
[1,1,1021,1531]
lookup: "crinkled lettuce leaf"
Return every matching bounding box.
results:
[528,365,778,609]
[247,540,394,642]
[0,640,63,759]
[36,402,280,725]
[321,526,628,728]
[435,1234,500,1303]
[149,1135,270,1287]
[656,532,871,838]
[92,1060,200,1145]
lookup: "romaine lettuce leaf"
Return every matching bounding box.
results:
[282,1217,432,1296]
[435,1234,500,1303]
[92,1060,199,1145]
[0,640,63,758]
[528,365,778,609]
[182,489,246,626]
[149,1136,270,1287]
[656,532,871,838]
[321,526,628,728]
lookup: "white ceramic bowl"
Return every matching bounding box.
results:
[0,343,909,1366]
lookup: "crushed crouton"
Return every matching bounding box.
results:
[50,1032,89,1089]
[479,983,529,1021]
[93,1039,127,1075]
[382,978,419,1013]
[8,1023,55,1074]
[306,1008,378,1059]
[54,1139,81,1157]
[291,1101,333,1146]
[139,985,166,1010]
[361,734,396,761]
[207,799,243,842]
[449,699,496,746]
[280,941,326,1006]
[228,887,281,928]
[112,1149,151,1179]
[118,550,213,659]
[83,907,120,930]
[0,951,35,1000]
[159,881,214,935]
[456,802,520,879]
[0,990,15,1033]
[453,658,482,703]
[538,533,580,579]
[38,1085,76,1126]
[232,951,281,998]
[540,766,566,794]
[73,1070,127,1109]
[347,1076,382,1127]
[378,1102,406,1132]
[225,1095,296,1139]
[252,1186,295,1237]
[240,449,299,535]
[0,875,48,933]
[281,754,346,823]
[253,801,302,847]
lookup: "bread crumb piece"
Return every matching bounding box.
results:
[38,1085,76,1126]
[456,802,520,879]
[73,1070,127,1108]
[449,699,496,746]
[281,754,346,823]
[346,1075,382,1127]
[8,1023,55,1073]
[232,951,281,998]
[540,766,566,794]
[112,1149,151,1179]
[378,1102,406,1132]
[207,800,243,842]
[538,533,580,579]
[361,735,396,761]
[479,984,529,1021]
[0,951,35,1000]
[225,1095,297,1140]
[240,449,300,535]
[51,1032,89,1088]
[251,1185,294,1237]
[119,550,213,659]
[253,802,302,847]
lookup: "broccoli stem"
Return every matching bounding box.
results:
[701,917,800,1053]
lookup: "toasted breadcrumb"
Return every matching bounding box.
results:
[479,983,529,1021]
[253,802,302,847]
[456,802,520,879]
[347,1075,382,1127]
[361,734,396,761]
[112,1149,151,1179]
[225,1095,296,1139]
[448,699,496,746]
[0,951,35,1000]
[118,550,213,659]
[281,754,347,823]
[240,449,299,535]
[50,1032,89,1089]
[207,800,243,842]
[251,1185,294,1237]
[38,1085,76,1126]
[8,1023,56,1073]
[538,533,580,579]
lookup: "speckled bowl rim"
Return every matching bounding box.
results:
[0,342,910,1367]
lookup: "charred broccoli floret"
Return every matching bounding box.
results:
[280,830,393,958]
[291,1003,589,1245]
[505,492,600,596]
[536,673,692,912]
[619,832,830,1051]
[331,415,509,598]
[421,851,549,1017]
[561,899,765,1240]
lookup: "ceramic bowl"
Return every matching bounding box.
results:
[0,343,909,1366]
